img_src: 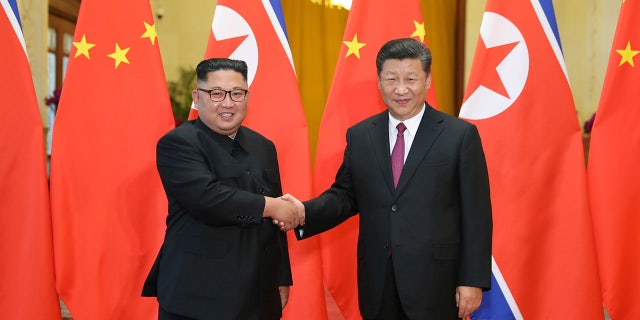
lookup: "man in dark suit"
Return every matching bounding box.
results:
[142,58,301,320]
[284,38,492,319]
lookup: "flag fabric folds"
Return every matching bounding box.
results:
[313,0,436,318]
[0,1,61,318]
[461,1,602,319]
[49,0,175,319]
[192,1,327,319]
[588,0,640,318]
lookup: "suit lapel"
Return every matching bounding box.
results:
[395,105,444,197]
[367,112,395,193]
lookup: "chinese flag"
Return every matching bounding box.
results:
[461,1,601,319]
[588,1,640,318]
[314,1,436,318]
[0,2,61,319]
[190,1,327,319]
[49,0,174,319]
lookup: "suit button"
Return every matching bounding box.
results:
[259,187,265,194]
[384,243,391,256]
[391,204,397,212]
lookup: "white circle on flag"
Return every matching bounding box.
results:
[212,6,258,85]
[460,12,529,120]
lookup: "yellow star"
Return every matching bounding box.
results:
[107,43,130,68]
[72,34,96,59]
[344,34,366,59]
[141,21,157,45]
[410,20,425,43]
[617,41,639,67]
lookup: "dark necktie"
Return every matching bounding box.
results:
[391,122,406,188]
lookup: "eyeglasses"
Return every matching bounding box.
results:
[198,88,249,102]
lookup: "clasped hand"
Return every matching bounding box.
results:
[269,194,305,231]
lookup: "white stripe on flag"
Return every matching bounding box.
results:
[1,0,27,58]
[492,257,524,319]
[531,0,569,81]
[261,0,296,74]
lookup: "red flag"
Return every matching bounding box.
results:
[314,1,436,318]
[49,0,174,318]
[191,1,327,319]
[0,2,61,319]
[588,1,640,318]
[460,1,602,318]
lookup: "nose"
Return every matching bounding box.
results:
[394,83,409,95]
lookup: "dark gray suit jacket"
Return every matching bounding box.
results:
[299,105,492,319]
[142,119,292,320]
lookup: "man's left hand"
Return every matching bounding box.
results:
[279,286,290,309]
[456,286,482,319]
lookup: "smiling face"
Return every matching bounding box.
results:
[377,58,431,121]
[193,69,249,136]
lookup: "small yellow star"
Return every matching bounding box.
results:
[141,21,157,45]
[344,34,366,59]
[72,34,96,59]
[107,43,130,68]
[617,41,639,67]
[410,20,425,43]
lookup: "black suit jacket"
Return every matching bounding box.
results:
[299,105,492,319]
[142,119,292,320]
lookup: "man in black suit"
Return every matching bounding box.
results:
[283,38,492,319]
[142,58,301,319]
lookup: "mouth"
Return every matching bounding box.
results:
[394,99,412,105]
[219,112,234,119]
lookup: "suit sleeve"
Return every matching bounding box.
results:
[297,129,359,240]
[457,124,493,290]
[156,132,265,226]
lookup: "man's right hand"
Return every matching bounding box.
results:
[263,196,301,231]
[280,194,304,227]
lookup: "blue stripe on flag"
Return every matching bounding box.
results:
[538,0,562,51]
[3,0,22,29]
[471,273,517,320]
[268,0,288,40]
[263,0,295,71]
[2,0,27,57]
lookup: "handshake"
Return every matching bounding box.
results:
[263,194,305,231]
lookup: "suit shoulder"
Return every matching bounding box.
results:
[429,108,477,131]
[239,126,273,144]
[160,120,197,139]
[350,111,387,131]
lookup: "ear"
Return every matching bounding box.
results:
[426,74,432,89]
[191,89,200,110]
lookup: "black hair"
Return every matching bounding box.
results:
[375,38,432,76]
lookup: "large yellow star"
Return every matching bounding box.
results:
[617,41,639,67]
[141,21,157,45]
[344,34,366,59]
[410,20,425,43]
[107,43,130,68]
[72,34,96,59]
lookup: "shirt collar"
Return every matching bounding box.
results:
[388,103,426,135]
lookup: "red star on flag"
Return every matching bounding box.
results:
[205,32,248,58]
[466,37,519,99]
